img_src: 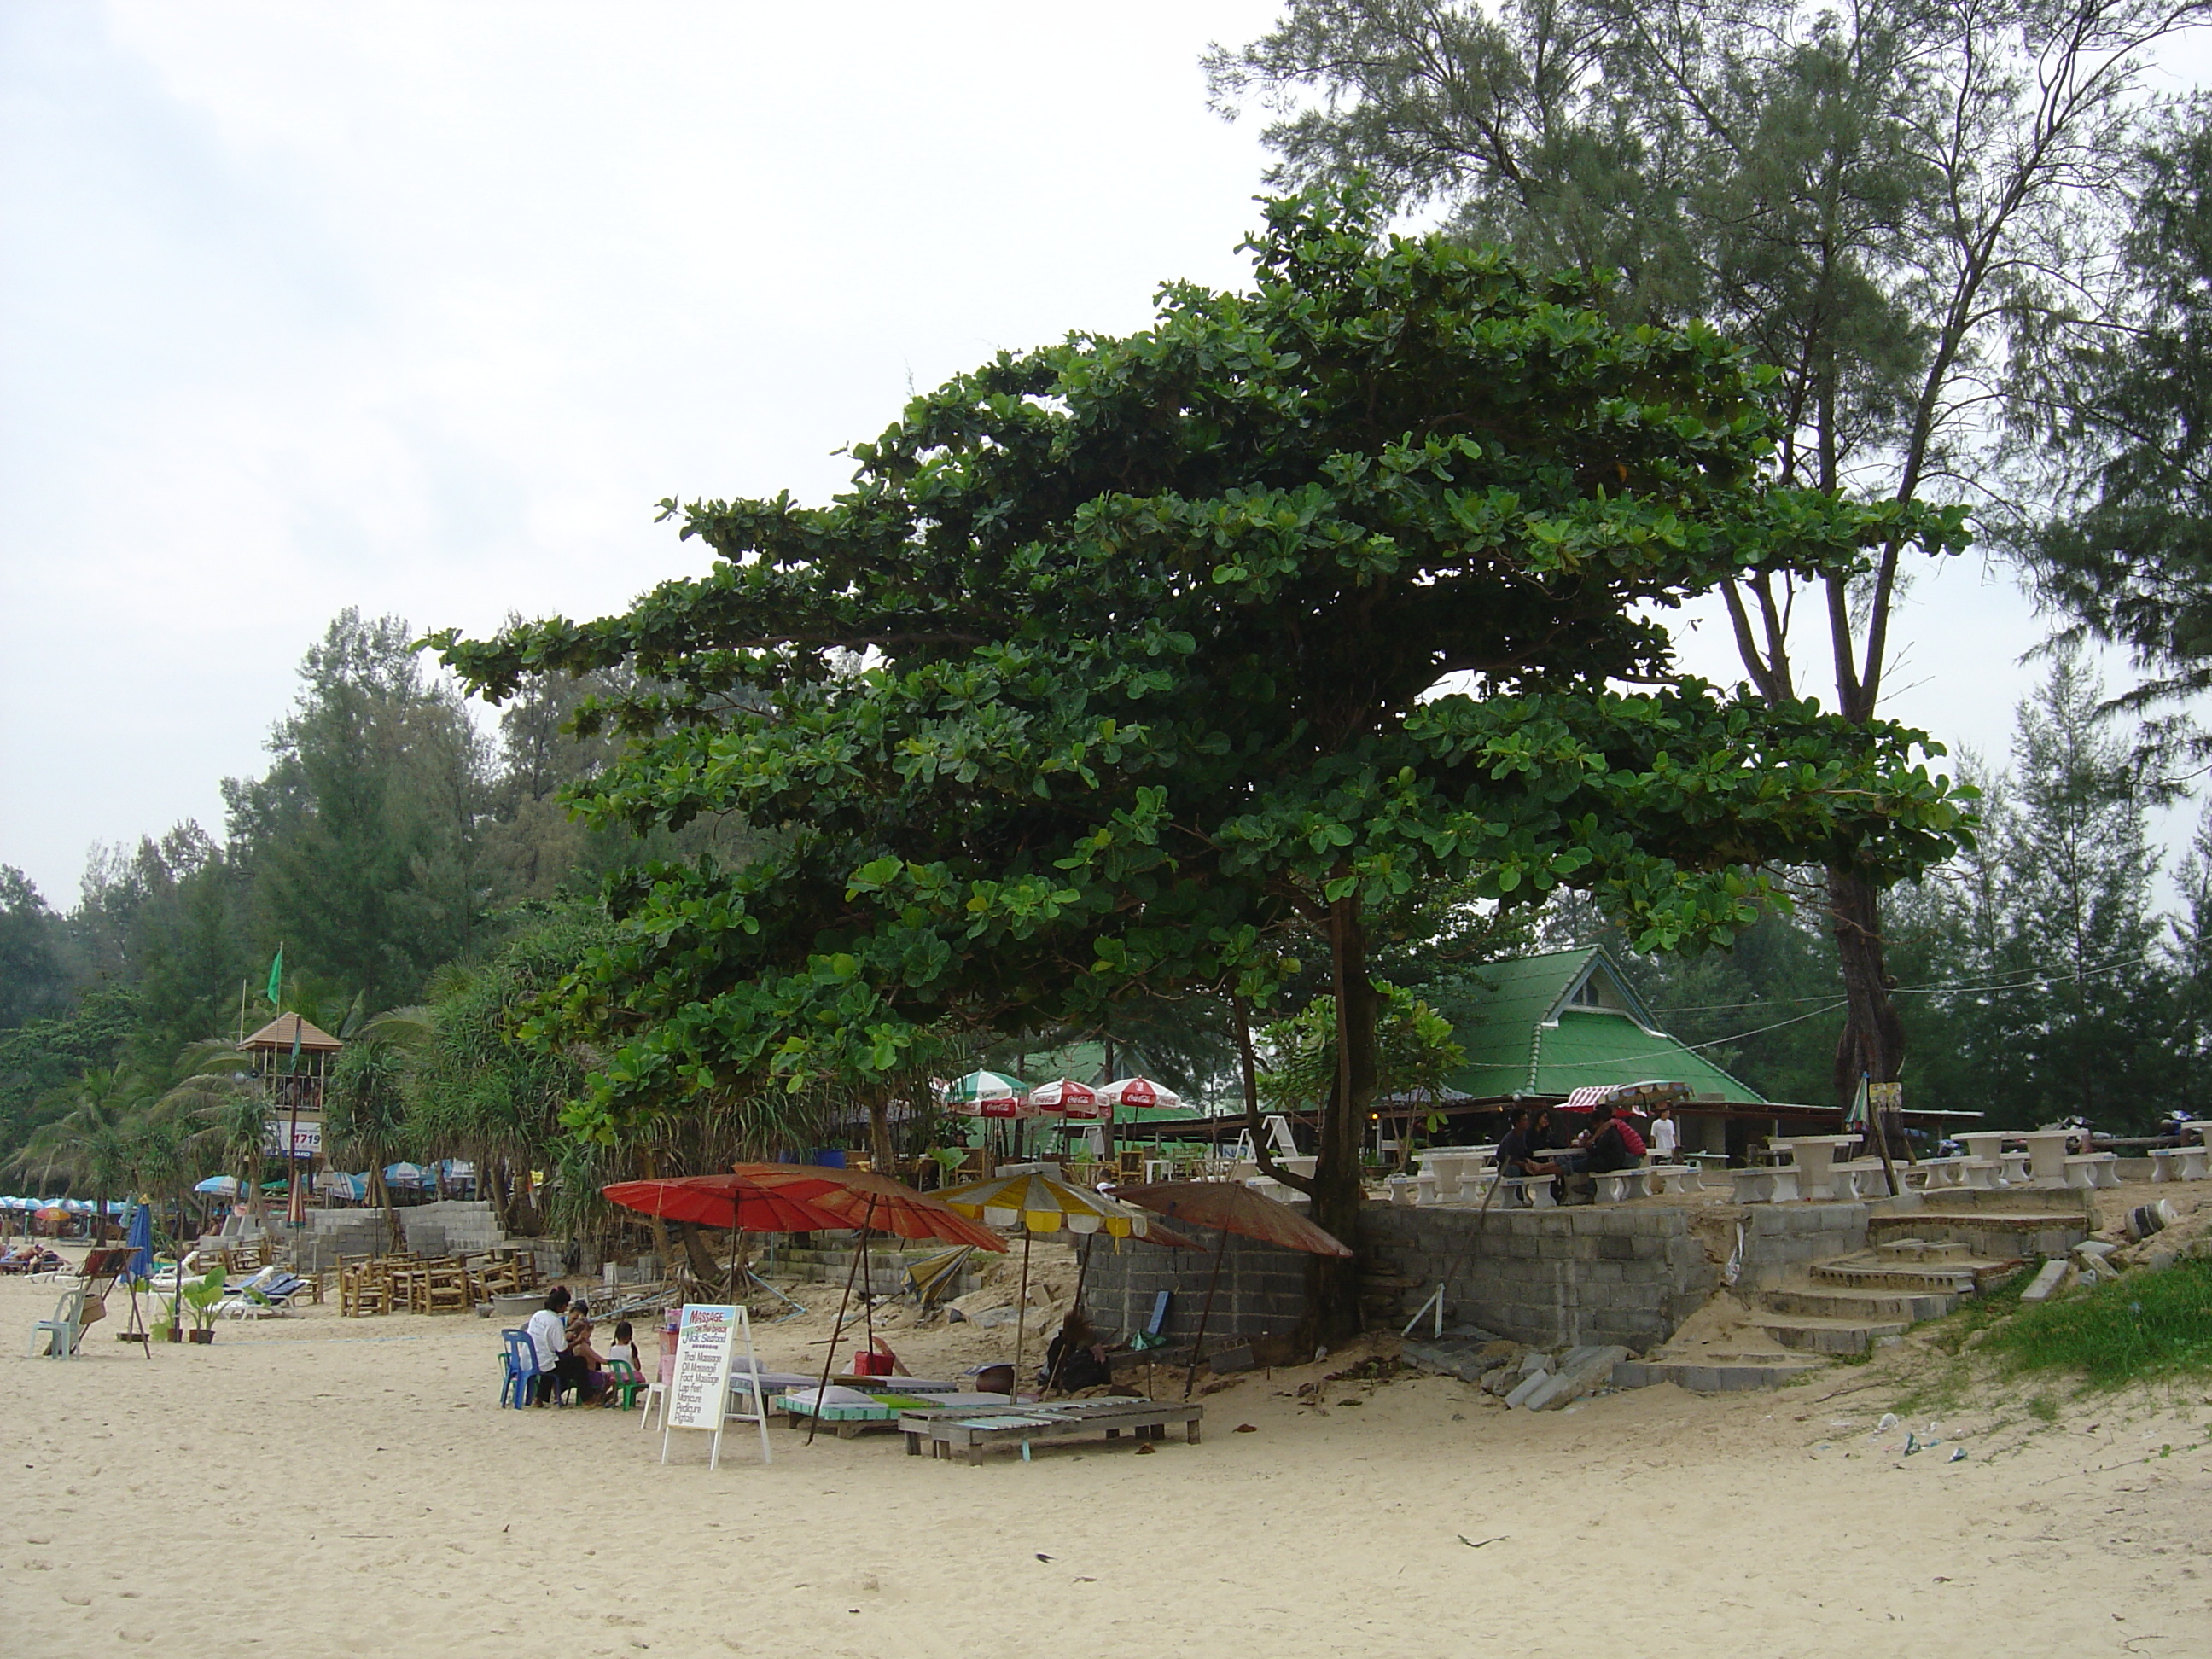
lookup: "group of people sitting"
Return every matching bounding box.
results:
[0,1242,64,1274]
[1494,1101,1675,1203]
[523,1284,643,1406]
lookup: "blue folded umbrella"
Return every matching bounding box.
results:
[124,1202,153,1282]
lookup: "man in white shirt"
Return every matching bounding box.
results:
[1650,1104,1680,1162]
[525,1285,572,1406]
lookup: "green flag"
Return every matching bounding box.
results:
[1844,1073,1870,1129]
[265,945,283,1006]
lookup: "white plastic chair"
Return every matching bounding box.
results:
[29,1283,90,1359]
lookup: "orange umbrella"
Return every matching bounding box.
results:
[602,1173,852,1235]
[735,1166,1005,1253]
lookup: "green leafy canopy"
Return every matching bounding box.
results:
[433,189,1971,1146]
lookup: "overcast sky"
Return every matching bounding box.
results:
[2,2,2204,907]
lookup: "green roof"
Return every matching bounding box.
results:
[1441,947,1766,1105]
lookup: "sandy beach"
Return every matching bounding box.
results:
[6,1249,2209,1659]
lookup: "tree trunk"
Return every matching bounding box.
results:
[369,1167,402,1255]
[675,1220,725,1285]
[866,1091,894,1174]
[1828,862,1905,1102]
[1305,897,1380,1348]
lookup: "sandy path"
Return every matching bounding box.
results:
[4,1269,2207,1658]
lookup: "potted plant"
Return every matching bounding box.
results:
[181,1268,226,1343]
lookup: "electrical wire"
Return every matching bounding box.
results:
[1652,950,2162,1016]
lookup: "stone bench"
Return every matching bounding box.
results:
[1592,1168,1654,1203]
[2150,1147,2209,1182]
[1497,1174,1557,1210]
[1830,1159,1891,1198]
[1728,1167,1801,1204]
[2064,1152,2122,1190]
[1647,1164,1703,1196]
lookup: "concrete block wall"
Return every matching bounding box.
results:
[1731,1202,1869,1289]
[401,1200,503,1257]
[1359,1204,1720,1351]
[1080,1222,1312,1349]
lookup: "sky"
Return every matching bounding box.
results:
[0,1,2204,907]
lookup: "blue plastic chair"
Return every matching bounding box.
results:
[499,1328,541,1408]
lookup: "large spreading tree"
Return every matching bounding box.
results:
[436,192,1969,1336]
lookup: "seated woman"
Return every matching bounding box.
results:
[1496,1107,1569,1191]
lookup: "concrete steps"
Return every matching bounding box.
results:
[1866,1209,2090,1262]
[1762,1285,1961,1323]
[1757,1312,1913,1354]
[1612,1356,1828,1392]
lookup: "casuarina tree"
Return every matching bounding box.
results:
[434,192,1969,1337]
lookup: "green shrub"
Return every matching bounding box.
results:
[1985,1261,2212,1386]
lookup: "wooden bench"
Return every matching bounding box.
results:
[900,1399,1202,1464]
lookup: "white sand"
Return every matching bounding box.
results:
[5,1256,2209,1658]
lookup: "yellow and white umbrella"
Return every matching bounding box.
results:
[934,1170,1191,1389]
[934,1170,1169,1238]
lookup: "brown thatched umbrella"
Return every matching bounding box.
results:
[1116,1181,1353,1397]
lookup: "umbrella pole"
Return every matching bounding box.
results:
[1011,1227,1034,1398]
[1184,1228,1230,1400]
[1043,1231,1095,1397]
[806,1197,877,1447]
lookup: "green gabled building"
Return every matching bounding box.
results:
[1438,945,1766,1113]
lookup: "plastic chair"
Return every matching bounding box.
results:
[498,1327,541,1408]
[29,1283,89,1359]
[602,1358,646,1411]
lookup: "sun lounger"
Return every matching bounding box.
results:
[899,1397,1202,1464]
[218,1270,312,1319]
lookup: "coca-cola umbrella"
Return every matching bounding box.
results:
[1116,1179,1354,1398]
[1029,1078,1104,1121]
[740,1165,1007,1440]
[941,1069,1033,1119]
[1099,1075,1183,1111]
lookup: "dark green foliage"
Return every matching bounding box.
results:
[0,866,70,1032]
[0,982,143,1160]
[224,609,492,1009]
